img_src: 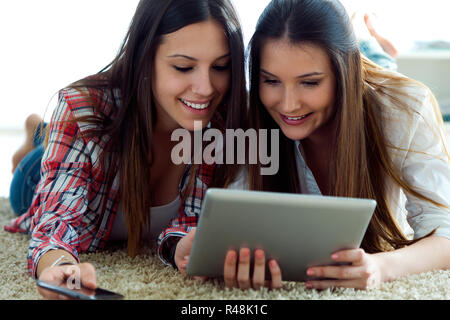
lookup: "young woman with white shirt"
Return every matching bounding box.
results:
[172,0,450,290]
[5,0,247,299]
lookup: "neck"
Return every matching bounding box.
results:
[302,116,337,153]
[299,117,337,196]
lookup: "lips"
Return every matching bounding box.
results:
[180,98,211,110]
[280,112,313,125]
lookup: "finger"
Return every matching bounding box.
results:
[268,259,283,289]
[174,232,195,272]
[306,278,370,291]
[194,276,208,283]
[37,267,68,300]
[178,255,190,274]
[237,248,251,290]
[186,228,197,244]
[252,249,266,290]
[83,263,97,289]
[223,250,238,289]
[332,249,366,264]
[66,263,96,289]
[37,286,64,300]
[307,265,368,280]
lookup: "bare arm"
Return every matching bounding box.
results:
[377,235,450,283]
[306,235,450,290]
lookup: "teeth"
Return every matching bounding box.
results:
[181,99,210,110]
[287,114,308,120]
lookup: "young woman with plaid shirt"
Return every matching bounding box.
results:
[6,0,249,299]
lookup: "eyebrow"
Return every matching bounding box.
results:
[261,69,324,79]
[167,53,231,61]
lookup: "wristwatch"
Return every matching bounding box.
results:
[165,237,181,270]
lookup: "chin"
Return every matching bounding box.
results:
[280,127,309,142]
[181,119,209,132]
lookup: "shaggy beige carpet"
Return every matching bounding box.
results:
[0,197,448,300]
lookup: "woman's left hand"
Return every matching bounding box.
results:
[305,248,383,290]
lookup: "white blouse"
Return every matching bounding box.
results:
[229,74,450,241]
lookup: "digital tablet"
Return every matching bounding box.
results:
[186,188,376,282]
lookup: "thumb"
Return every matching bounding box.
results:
[79,263,97,289]
[186,227,197,243]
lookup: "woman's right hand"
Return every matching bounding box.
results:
[224,248,283,290]
[175,230,283,289]
[37,262,97,300]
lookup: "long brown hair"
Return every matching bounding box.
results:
[247,0,449,252]
[51,0,247,256]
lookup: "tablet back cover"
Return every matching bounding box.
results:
[187,189,376,281]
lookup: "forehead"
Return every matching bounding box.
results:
[260,39,333,75]
[158,19,229,58]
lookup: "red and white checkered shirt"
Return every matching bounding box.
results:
[4,87,216,276]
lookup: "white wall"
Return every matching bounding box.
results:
[0,0,140,129]
[1,0,449,130]
[397,52,450,111]
[0,0,273,130]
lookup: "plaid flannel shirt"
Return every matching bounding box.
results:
[4,87,216,277]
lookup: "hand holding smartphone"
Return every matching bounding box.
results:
[36,279,124,300]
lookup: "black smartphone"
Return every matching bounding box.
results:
[36,279,124,300]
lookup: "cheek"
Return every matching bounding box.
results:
[319,84,336,117]
[259,86,279,111]
[155,75,188,101]
[307,85,335,113]
[214,73,231,96]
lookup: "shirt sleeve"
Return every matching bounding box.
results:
[400,89,450,240]
[26,90,94,277]
[157,164,215,267]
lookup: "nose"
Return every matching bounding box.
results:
[192,69,215,97]
[281,87,301,114]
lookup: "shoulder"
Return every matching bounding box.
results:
[369,70,446,160]
[57,84,121,133]
[372,69,434,117]
[60,86,120,118]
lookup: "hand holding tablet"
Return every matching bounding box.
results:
[186,189,376,282]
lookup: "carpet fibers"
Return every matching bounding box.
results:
[0,197,448,300]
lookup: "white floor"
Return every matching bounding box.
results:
[1,125,450,198]
[0,129,25,198]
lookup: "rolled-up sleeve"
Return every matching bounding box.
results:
[401,89,450,239]
[157,164,214,267]
[27,91,93,277]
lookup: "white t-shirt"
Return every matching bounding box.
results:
[109,197,181,242]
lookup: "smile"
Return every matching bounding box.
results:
[282,113,312,120]
[286,115,308,120]
[280,112,313,125]
[180,98,211,110]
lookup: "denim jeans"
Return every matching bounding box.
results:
[9,123,47,216]
[359,38,397,71]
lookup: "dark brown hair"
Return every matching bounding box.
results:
[57,0,247,256]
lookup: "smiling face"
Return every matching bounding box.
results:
[259,39,337,142]
[152,19,231,133]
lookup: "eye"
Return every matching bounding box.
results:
[301,80,320,87]
[173,66,193,73]
[263,78,280,86]
[212,63,230,72]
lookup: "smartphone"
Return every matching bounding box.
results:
[36,279,124,300]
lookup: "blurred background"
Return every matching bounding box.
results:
[1,0,449,197]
